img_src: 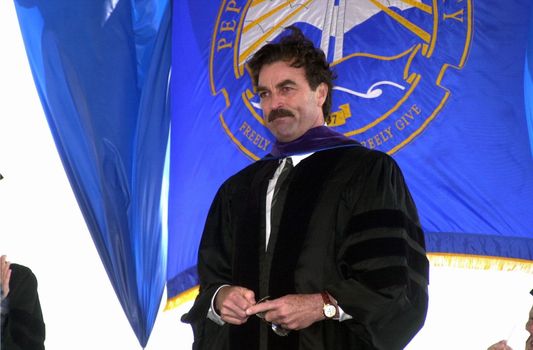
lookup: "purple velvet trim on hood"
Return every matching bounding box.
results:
[268,126,359,159]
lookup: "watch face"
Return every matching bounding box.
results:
[324,304,336,318]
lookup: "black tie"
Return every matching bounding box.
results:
[271,157,293,228]
[260,157,294,345]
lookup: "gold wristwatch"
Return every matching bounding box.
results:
[321,291,337,319]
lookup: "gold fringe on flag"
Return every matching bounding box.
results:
[164,254,533,311]
[428,253,533,273]
[164,285,199,311]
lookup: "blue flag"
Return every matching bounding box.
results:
[168,0,533,304]
[525,3,533,158]
[14,0,171,346]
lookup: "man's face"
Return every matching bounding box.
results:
[526,305,533,335]
[257,60,327,142]
[524,306,533,350]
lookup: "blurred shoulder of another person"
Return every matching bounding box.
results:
[1,255,46,350]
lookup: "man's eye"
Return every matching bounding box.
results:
[258,91,269,99]
[280,86,294,94]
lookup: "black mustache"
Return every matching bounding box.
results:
[268,109,294,122]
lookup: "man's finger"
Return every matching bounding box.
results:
[242,289,256,305]
[226,303,249,319]
[246,301,274,316]
[220,314,249,325]
[234,295,254,311]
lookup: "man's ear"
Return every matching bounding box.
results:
[316,82,328,107]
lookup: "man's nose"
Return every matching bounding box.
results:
[527,320,533,334]
[270,92,284,110]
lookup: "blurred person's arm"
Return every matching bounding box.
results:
[487,340,512,350]
[1,255,11,298]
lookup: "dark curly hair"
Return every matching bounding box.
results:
[247,26,336,123]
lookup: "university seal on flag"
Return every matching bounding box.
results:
[210,0,472,159]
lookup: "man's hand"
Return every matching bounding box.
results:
[245,293,324,331]
[215,286,256,325]
[487,340,512,350]
[1,255,11,299]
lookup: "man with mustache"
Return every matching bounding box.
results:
[183,26,429,350]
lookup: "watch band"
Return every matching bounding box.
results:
[321,291,332,304]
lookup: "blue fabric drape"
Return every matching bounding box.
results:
[13,0,171,346]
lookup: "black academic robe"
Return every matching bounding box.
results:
[183,146,429,350]
[1,264,45,350]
